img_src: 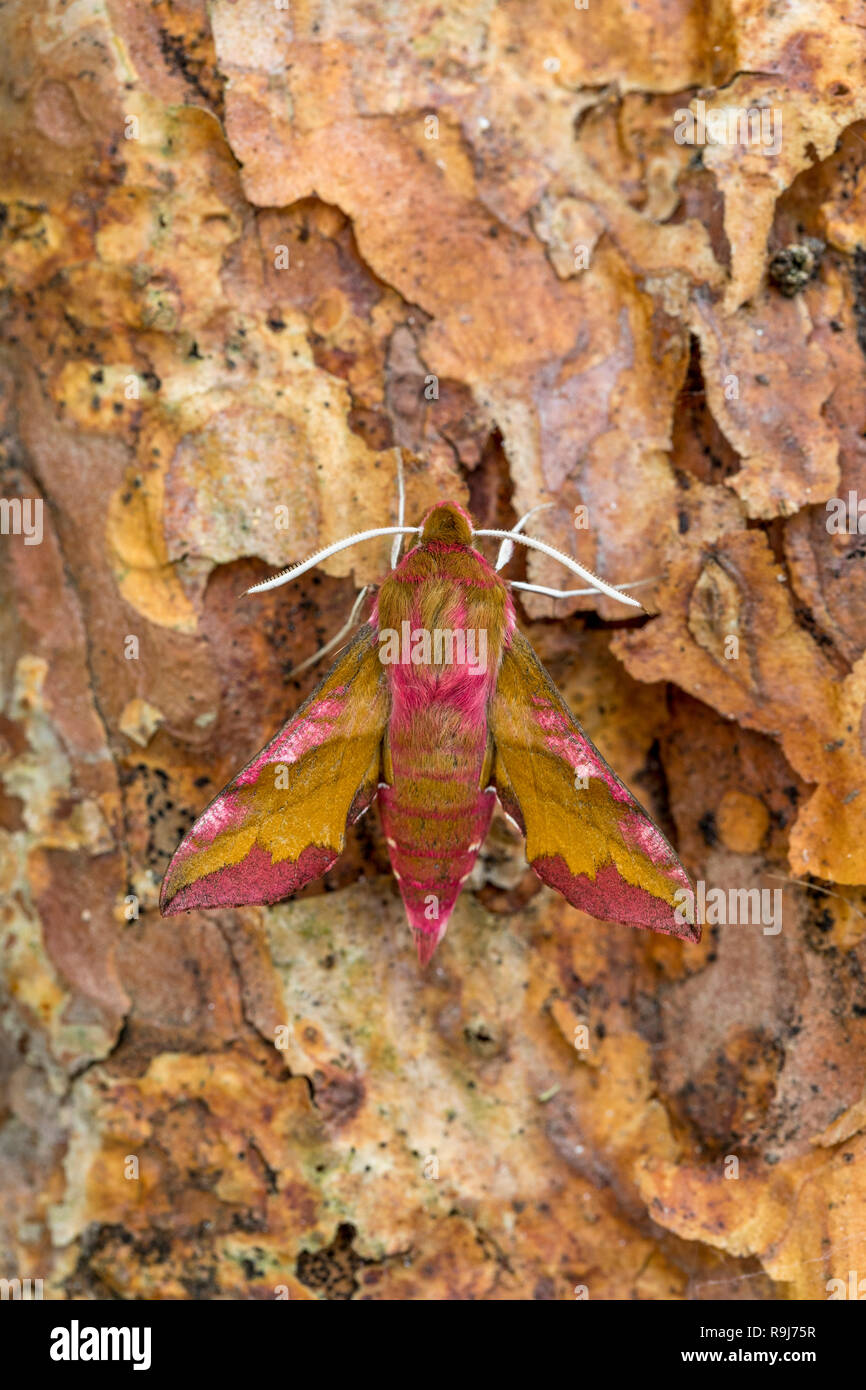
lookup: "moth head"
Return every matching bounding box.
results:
[419,500,473,547]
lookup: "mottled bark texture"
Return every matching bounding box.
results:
[1,0,866,1300]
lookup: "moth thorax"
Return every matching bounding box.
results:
[419,502,473,546]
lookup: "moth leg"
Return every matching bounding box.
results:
[494,502,553,571]
[390,446,406,569]
[476,526,643,608]
[285,584,373,680]
[510,577,659,601]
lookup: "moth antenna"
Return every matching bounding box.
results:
[473,529,644,609]
[390,447,406,570]
[494,502,553,571]
[510,577,659,600]
[284,586,373,680]
[246,526,419,594]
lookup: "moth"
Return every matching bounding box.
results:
[160,498,699,963]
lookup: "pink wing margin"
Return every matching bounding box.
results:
[490,631,699,941]
[160,624,389,914]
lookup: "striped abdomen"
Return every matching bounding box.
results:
[372,508,514,962]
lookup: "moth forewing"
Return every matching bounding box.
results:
[160,499,698,962]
